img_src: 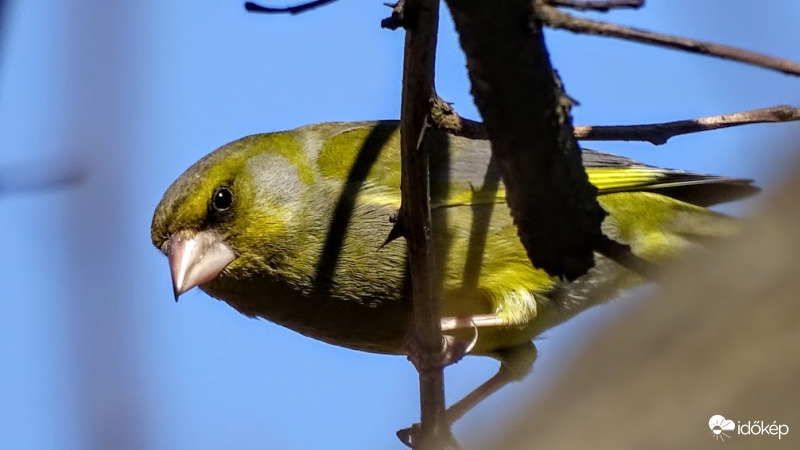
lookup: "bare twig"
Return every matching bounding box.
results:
[244,0,338,14]
[575,105,800,145]
[430,100,800,146]
[397,0,456,448]
[539,5,800,77]
[548,0,643,12]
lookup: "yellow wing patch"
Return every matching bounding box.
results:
[587,168,664,193]
[357,167,668,210]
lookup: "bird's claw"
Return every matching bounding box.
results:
[396,423,420,448]
[402,324,478,372]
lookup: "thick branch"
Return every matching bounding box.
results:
[548,0,643,12]
[539,5,800,77]
[397,1,456,448]
[445,0,606,280]
[244,0,338,14]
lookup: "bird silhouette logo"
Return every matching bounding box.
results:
[709,415,736,442]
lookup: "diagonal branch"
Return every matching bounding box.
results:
[244,0,338,15]
[444,0,607,281]
[538,4,800,77]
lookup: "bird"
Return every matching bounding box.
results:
[151,120,757,426]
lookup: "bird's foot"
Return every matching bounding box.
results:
[396,423,420,448]
[402,323,478,372]
[396,423,460,449]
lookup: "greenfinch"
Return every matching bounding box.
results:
[151,121,756,356]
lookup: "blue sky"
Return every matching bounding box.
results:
[1,1,799,449]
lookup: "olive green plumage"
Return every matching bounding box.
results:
[151,121,756,355]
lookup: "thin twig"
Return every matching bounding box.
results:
[397,0,456,448]
[244,0,338,14]
[548,0,643,12]
[539,5,800,77]
[430,100,800,146]
[574,105,800,145]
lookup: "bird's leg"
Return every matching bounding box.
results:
[401,318,480,372]
[444,343,537,425]
[440,314,507,331]
[402,313,508,371]
[398,316,538,447]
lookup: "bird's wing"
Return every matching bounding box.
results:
[432,134,759,209]
[307,122,758,210]
[581,149,760,206]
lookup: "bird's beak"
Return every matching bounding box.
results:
[166,230,236,301]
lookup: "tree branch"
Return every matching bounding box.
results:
[538,4,800,77]
[575,105,800,144]
[431,100,800,146]
[443,0,608,280]
[397,1,456,448]
[547,0,643,12]
[244,0,338,15]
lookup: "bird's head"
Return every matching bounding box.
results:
[151,132,312,300]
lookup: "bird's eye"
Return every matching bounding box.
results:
[212,187,234,212]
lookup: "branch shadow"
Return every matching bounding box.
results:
[311,123,398,297]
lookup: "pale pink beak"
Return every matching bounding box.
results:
[166,230,236,300]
